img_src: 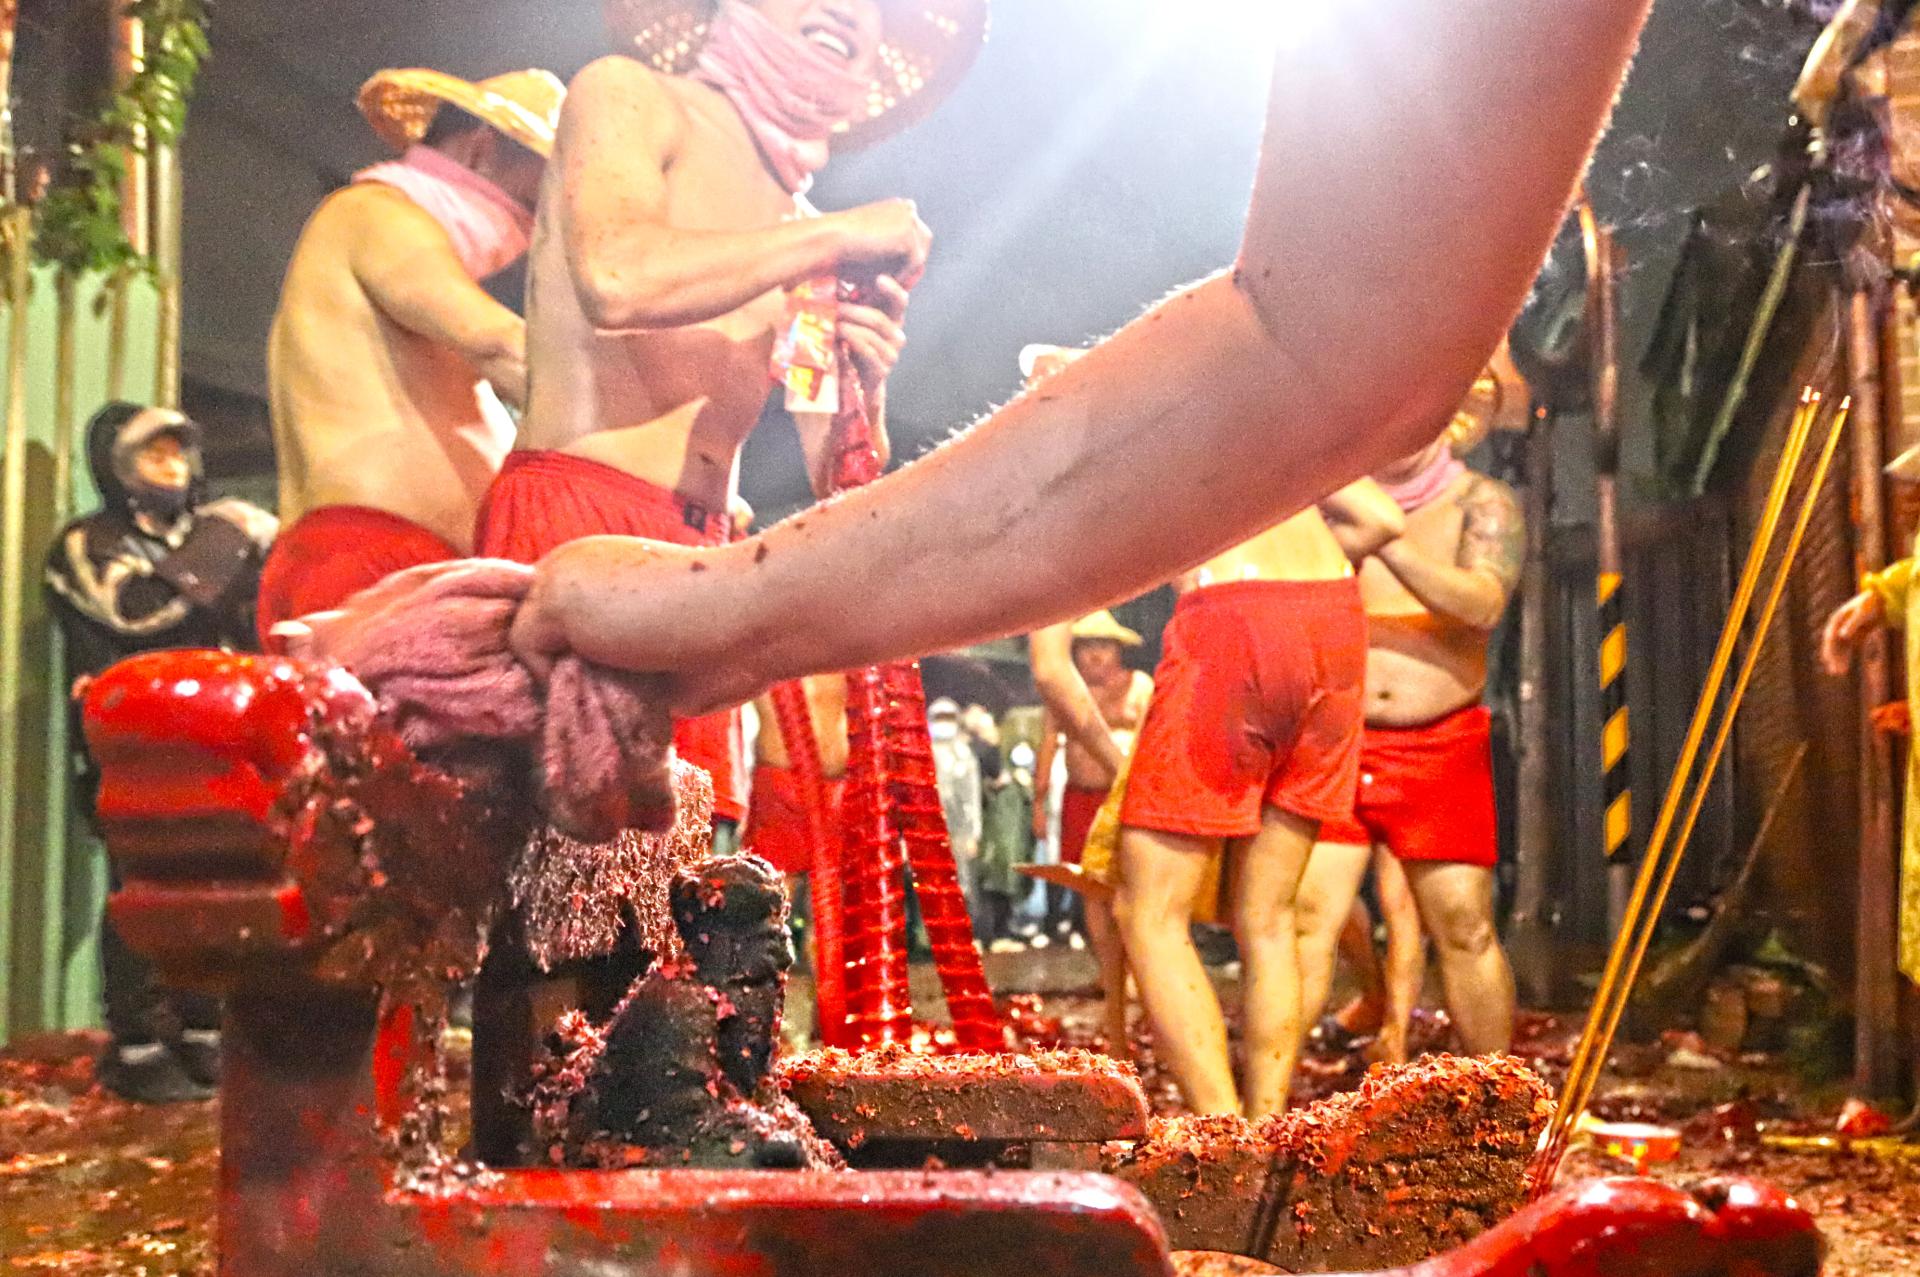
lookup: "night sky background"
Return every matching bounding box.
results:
[160,0,1829,518]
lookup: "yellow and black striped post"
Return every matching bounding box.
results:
[1581,199,1631,866]
[1598,560,1630,859]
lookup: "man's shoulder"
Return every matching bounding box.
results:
[568,54,693,119]
[308,182,438,240]
[1457,470,1519,515]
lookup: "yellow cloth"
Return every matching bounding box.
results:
[1861,556,1920,984]
[1080,753,1226,925]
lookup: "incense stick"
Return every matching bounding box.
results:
[1532,387,1826,1190]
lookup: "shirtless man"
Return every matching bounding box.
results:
[1298,423,1526,1063]
[745,672,850,883]
[302,1,1652,1026]
[475,0,986,830]
[1035,612,1152,872]
[1109,474,1403,1116]
[1033,609,1153,1054]
[257,69,562,639]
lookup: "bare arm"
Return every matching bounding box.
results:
[1029,622,1123,786]
[517,2,1651,710]
[348,188,528,406]
[1375,478,1524,630]
[1320,479,1407,563]
[1032,706,1060,836]
[560,58,930,331]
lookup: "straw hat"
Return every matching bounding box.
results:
[358,68,567,159]
[1070,610,1143,649]
[604,0,989,150]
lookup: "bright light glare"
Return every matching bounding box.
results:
[1215,0,1343,55]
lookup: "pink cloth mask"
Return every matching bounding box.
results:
[692,0,872,194]
[1380,447,1466,514]
[355,145,535,280]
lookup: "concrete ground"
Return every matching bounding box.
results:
[4,945,1917,1275]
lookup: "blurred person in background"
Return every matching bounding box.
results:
[47,402,277,1102]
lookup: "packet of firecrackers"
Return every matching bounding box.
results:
[772,275,841,414]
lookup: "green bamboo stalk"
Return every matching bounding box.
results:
[0,205,34,1041]
[36,271,78,1023]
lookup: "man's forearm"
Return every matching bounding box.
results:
[540,1,1651,701]
[1321,480,1406,563]
[576,217,845,331]
[1375,540,1509,631]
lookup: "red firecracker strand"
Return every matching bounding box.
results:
[767,679,848,1043]
[879,662,1003,1050]
[839,663,914,1043]
[824,343,1002,1050]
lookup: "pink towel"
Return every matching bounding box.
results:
[291,562,675,842]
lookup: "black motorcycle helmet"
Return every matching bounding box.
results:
[85,401,205,521]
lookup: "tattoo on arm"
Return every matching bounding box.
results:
[1457,478,1525,597]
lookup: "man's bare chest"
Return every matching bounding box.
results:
[1092,679,1142,731]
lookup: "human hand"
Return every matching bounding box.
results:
[834,199,931,288]
[1820,590,1886,676]
[509,538,776,717]
[839,274,909,404]
[272,560,523,660]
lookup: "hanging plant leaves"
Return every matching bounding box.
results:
[31,0,211,277]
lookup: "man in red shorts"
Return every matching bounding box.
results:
[483,0,985,832]
[1297,417,1526,1064]
[1113,479,1404,1118]
[258,67,561,641]
[1034,611,1153,871]
[744,672,849,880]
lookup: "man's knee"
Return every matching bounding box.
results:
[1114,833,1194,936]
[1232,894,1292,947]
[1426,896,1499,957]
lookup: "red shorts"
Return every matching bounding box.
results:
[1057,784,1107,867]
[1123,579,1366,839]
[1319,705,1499,868]
[744,764,845,877]
[256,506,456,647]
[475,451,747,822]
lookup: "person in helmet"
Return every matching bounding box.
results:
[45,401,277,1103]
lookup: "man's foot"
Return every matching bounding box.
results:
[173,1029,222,1088]
[97,1042,215,1105]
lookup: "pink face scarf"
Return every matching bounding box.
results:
[692,0,872,194]
[1380,445,1466,513]
[354,145,535,280]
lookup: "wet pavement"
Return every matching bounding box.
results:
[3,947,1917,1275]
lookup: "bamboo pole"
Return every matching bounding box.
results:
[1578,201,1635,944]
[1848,286,1903,1096]
[36,271,79,1021]
[0,204,33,1043]
[1507,412,1557,1006]
[115,16,150,259]
[0,0,17,205]
[106,269,129,400]
[151,142,182,409]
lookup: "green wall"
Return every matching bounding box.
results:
[0,267,161,1043]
